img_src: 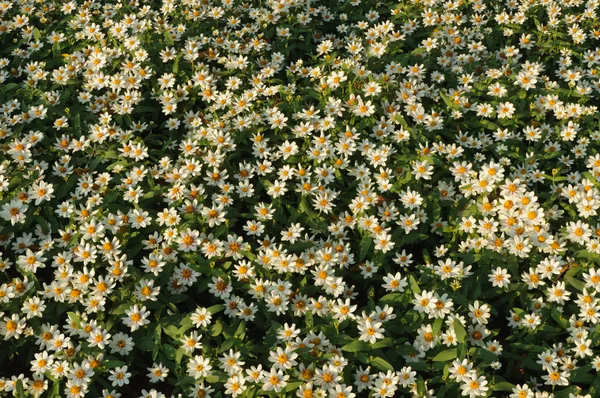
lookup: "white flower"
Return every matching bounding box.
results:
[382,272,408,292]
[412,160,434,180]
[413,291,437,314]
[261,368,289,392]
[122,305,150,331]
[29,181,55,205]
[219,349,245,375]
[17,249,46,273]
[187,355,212,379]
[110,332,134,355]
[358,320,384,344]
[108,366,131,387]
[0,199,27,225]
[268,346,298,370]
[488,267,511,288]
[496,102,515,118]
[147,363,169,383]
[460,375,489,397]
[468,301,491,325]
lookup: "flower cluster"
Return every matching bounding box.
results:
[1,0,600,397]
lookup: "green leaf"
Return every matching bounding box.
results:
[163,324,180,339]
[103,150,118,160]
[173,57,180,74]
[176,348,186,365]
[305,312,314,329]
[73,113,82,134]
[359,235,372,261]
[67,312,81,329]
[422,249,431,264]
[553,386,581,398]
[371,338,394,349]
[457,342,467,359]
[570,365,594,383]
[565,274,585,291]
[432,318,443,336]
[284,382,303,392]
[432,348,457,362]
[492,382,515,392]
[16,379,25,398]
[440,92,454,108]
[470,347,498,363]
[210,321,223,337]
[164,31,175,46]
[48,381,60,398]
[371,357,394,371]
[379,293,404,304]
[52,42,61,57]
[480,119,500,130]
[409,274,420,294]
[299,195,318,218]
[207,304,225,315]
[454,319,467,343]
[110,303,131,315]
[551,308,569,329]
[162,344,177,360]
[205,371,228,383]
[341,340,371,352]
[398,233,429,246]
[234,321,246,338]
[57,174,78,199]
[417,376,426,395]
[103,360,126,368]
[397,344,417,356]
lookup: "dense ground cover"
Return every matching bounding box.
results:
[1,0,600,397]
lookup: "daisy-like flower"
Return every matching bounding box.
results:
[468,301,491,325]
[572,338,593,358]
[542,369,569,386]
[496,101,515,118]
[382,272,408,292]
[358,320,384,344]
[147,363,169,383]
[398,213,420,234]
[16,249,46,273]
[108,366,131,387]
[219,350,245,375]
[30,352,53,375]
[261,368,289,393]
[88,328,111,349]
[191,307,212,328]
[546,281,571,305]
[488,267,511,288]
[0,314,26,339]
[353,98,375,117]
[122,305,150,331]
[567,220,592,244]
[177,228,200,252]
[583,268,600,291]
[180,331,203,354]
[413,291,437,314]
[268,346,298,370]
[0,199,28,225]
[332,298,357,322]
[29,181,55,206]
[460,375,489,397]
[224,374,246,397]
[110,332,134,355]
[412,160,434,180]
[187,355,213,379]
